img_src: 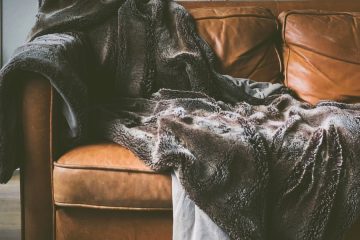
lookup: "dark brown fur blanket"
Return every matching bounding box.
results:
[0,0,285,182]
[94,89,360,239]
[0,0,359,239]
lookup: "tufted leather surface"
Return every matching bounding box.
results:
[190,7,282,83]
[280,10,360,105]
[53,143,172,210]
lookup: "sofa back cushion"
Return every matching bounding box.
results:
[280,10,360,104]
[189,7,281,83]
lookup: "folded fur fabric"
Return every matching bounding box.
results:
[0,0,285,183]
[92,0,360,239]
[30,0,126,39]
[95,89,360,240]
[0,32,92,182]
[0,0,359,239]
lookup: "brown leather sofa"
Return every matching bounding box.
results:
[19,1,360,239]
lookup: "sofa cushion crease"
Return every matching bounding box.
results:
[53,162,157,173]
[54,202,172,211]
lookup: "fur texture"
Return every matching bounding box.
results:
[30,0,125,40]
[0,0,285,184]
[0,32,92,183]
[95,89,360,240]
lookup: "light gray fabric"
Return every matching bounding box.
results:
[172,170,230,240]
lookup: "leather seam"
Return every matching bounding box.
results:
[53,162,168,174]
[54,202,172,211]
[274,14,283,83]
[274,46,283,83]
[50,85,56,240]
[285,46,291,87]
[282,11,290,87]
[195,14,275,21]
[281,10,359,19]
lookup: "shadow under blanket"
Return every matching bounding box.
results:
[0,0,359,239]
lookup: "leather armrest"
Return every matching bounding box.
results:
[21,73,54,240]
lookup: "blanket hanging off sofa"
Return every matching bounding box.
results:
[1,0,360,239]
[0,0,285,182]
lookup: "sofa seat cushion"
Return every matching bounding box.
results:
[280,10,360,104]
[53,143,172,210]
[189,7,282,82]
[56,208,172,240]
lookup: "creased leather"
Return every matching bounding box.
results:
[190,7,282,82]
[280,10,360,105]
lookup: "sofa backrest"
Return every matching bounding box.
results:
[189,7,282,83]
[185,0,360,104]
[280,10,360,104]
[182,0,360,16]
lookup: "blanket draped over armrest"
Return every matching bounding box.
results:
[1,0,360,239]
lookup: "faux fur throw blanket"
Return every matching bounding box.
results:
[0,0,285,182]
[0,0,359,239]
[95,90,360,240]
